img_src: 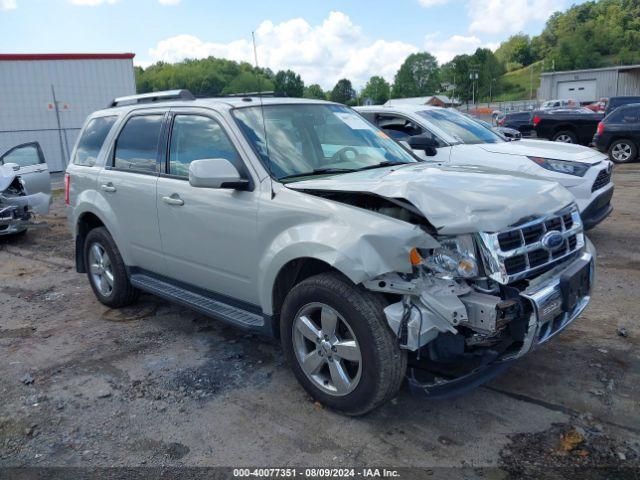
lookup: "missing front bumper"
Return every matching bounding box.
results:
[407,243,595,399]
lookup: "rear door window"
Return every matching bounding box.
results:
[74,116,117,166]
[113,115,164,173]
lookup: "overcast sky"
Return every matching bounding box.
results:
[1,0,574,88]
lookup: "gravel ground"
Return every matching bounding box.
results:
[0,165,639,478]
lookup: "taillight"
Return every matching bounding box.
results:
[597,122,605,135]
[498,118,505,126]
[533,115,541,126]
[64,172,70,206]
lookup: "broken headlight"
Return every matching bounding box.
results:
[418,235,479,279]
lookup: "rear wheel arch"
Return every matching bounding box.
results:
[75,212,106,273]
[551,126,577,142]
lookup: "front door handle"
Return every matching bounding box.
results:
[101,183,116,193]
[162,194,184,206]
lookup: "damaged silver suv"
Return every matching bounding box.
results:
[66,91,595,415]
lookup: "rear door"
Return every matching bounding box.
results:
[0,142,51,213]
[97,112,166,274]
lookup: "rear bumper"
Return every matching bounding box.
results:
[409,243,595,400]
[581,187,614,230]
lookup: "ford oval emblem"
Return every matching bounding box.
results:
[541,230,565,251]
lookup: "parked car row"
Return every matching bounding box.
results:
[57,90,603,415]
[493,96,640,164]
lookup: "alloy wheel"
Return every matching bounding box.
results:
[612,142,632,162]
[555,134,573,143]
[88,243,114,296]
[292,302,362,396]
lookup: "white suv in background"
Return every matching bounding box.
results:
[356,105,614,230]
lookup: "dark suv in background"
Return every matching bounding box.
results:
[604,96,640,117]
[594,103,640,163]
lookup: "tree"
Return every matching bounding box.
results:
[330,79,355,104]
[471,48,505,101]
[221,71,274,95]
[495,34,535,69]
[303,84,326,100]
[391,52,440,98]
[361,76,390,104]
[273,69,304,97]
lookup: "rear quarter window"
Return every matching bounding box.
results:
[74,116,117,166]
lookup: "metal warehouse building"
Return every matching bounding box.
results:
[0,53,136,172]
[539,64,640,103]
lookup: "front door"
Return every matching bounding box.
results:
[156,111,259,304]
[371,113,452,163]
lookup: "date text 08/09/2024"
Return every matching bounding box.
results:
[233,468,401,478]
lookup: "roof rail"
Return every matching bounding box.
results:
[223,91,275,97]
[109,89,195,107]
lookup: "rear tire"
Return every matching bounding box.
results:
[608,139,637,164]
[280,272,406,416]
[552,130,577,143]
[84,227,139,308]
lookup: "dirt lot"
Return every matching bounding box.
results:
[0,166,639,478]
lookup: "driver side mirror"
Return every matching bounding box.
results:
[408,134,439,157]
[188,158,249,190]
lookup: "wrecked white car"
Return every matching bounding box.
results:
[0,142,51,236]
[66,92,594,415]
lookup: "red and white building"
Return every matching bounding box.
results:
[0,53,136,172]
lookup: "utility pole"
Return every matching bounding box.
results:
[489,77,496,104]
[469,65,479,107]
[451,62,456,103]
[529,63,534,100]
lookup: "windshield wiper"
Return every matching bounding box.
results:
[352,161,409,171]
[279,167,358,180]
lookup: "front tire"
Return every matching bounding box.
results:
[608,139,637,164]
[552,130,577,143]
[280,272,406,416]
[84,227,138,308]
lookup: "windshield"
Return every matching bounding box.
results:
[233,104,418,181]
[417,109,504,145]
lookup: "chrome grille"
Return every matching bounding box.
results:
[478,205,585,284]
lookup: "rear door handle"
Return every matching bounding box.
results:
[162,194,184,206]
[101,183,116,193]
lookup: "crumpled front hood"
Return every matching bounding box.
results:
[478,139,605,164]
[286,163,575,234]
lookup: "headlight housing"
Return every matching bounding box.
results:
[417,234,479,279]
[528,156,590,177]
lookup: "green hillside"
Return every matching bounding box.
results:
[493,62,542,102]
